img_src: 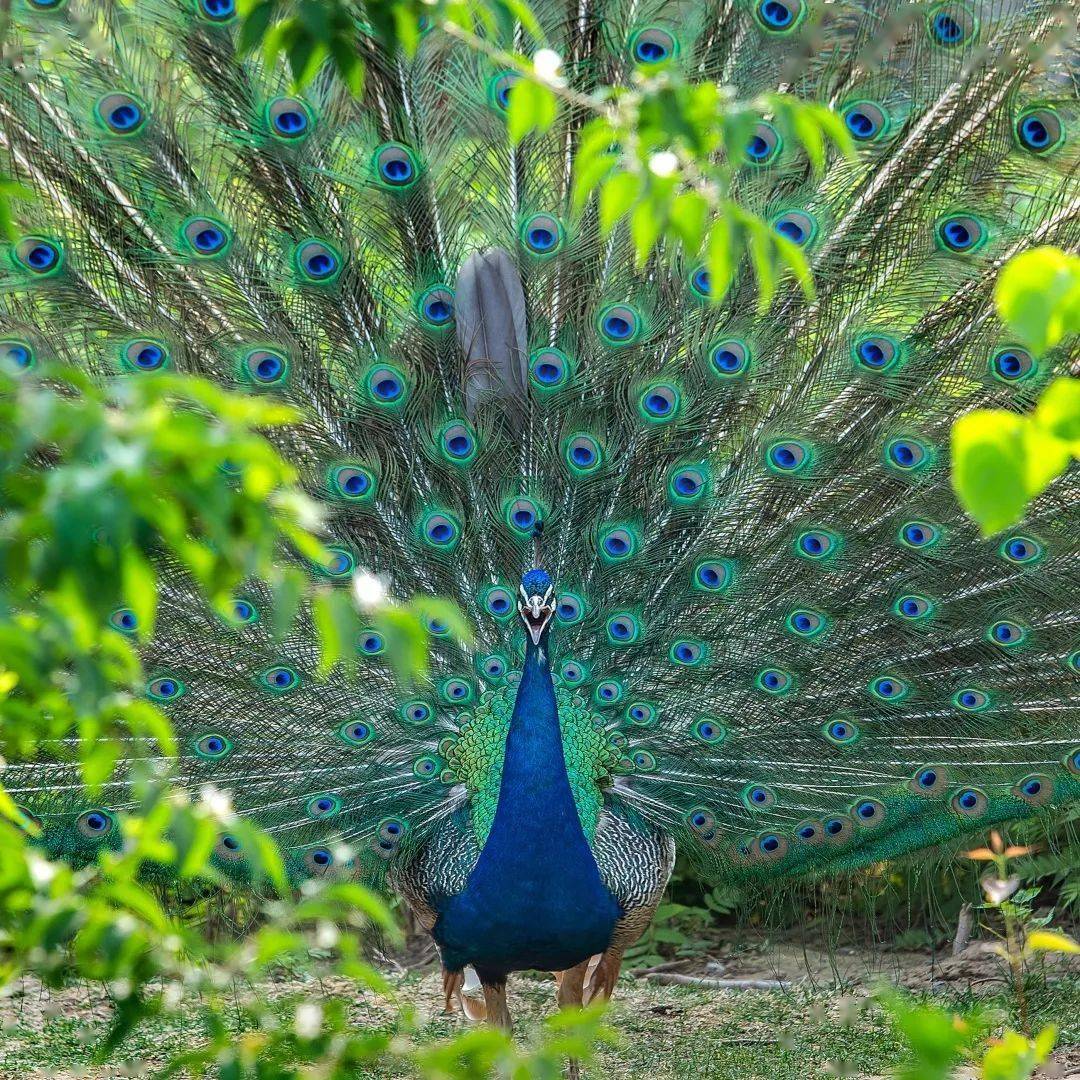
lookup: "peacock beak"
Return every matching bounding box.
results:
[518,584,554,644]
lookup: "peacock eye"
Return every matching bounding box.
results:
[594,680,624,705]
[400,699,432,724]
[772,211,816,247]
[480,654,507,678]
[767,440,811,474]
[374,143,419,188]
[332,465,374,500]
[606,613,640,645]
[1065,749,1080,777]
[1015,108,1063,154]
[419,286,455,327]
[870,675,908,701]
[937,214,985,253]
[77,809,113,837]
[694,559,732,593]
[296,239,341,282]
[824,817,852,841]
[755,0,804,31]
[709,339,750,378]
[990,347,1036,383]
[530,348,571,389]
[440,421,476,463]
[640,383,680,421]
[565,435,601,473]
[489,72,521,110]
[854,334,901,372]
[886,439,929,471]
[505,497,540,534]
[787,609,826,637]
[632,750,656,772]
[305,847,334,873]
[421,512,460,549]
[195,733,231,759]
[953,688,990,712]
[483,587,514,618]
[1014,774,1052,805]
[669,466,707,502]
[267,97,313,139]
[123,338,169,372]
[2,339,35,372]
[670,640,705,665]
[689,265,711,297]
[340,719,374,745]
[522,213,563,255]
[900,520,940,549]
[744,785,776,810]
[1000,535,1042,564]
[555,593,584,624]
[853,799,885,827]
[756,668,793,694]
[927,3,976,46]
[109,607,138,634]
[244,348,288,385]
[599,304,641,344]
[824,719,858,745]
[687,807,715,833]
[599,526,637,562]
[843,101,888,141]
[630,27,676,63]
[439,678,474,704]
[358,630,385,655]
[15,236,63,274]
[96,93,146,135]
[911,766,948,795]
[216,834,244,861]
[197,0,237,21]
[413,755,441,780]
[989,620,1025,646]
[692,717,725,743]
[894,595,933,620]
[745,121,782,164]
[182,218,230,257]
[322,547,355,578]
[147,676,184,701]
[951,788,987,816]
[626,702,656,726]
[260,665,300,692]
[560,661,585,684]
[796,529,837,559]
[796,821,823,843]
[307,794,341,819]
[366,365,407,405]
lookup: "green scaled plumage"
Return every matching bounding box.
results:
[0,0,1077,913]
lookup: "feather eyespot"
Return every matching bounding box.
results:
[482,586,514,619]
[565,435,601,474]
[694,559,732,593]
[260,665,300,692]
[796,529,838,560]
[339,719,374,746]
[321,546,355,578]
[197,0,236,21]
[1014,774,1052,806]
[746,122,781,164]
[823,817,852,842]
[989,620,1025,646]
[358,630,384,655]
[757,833,787,859]
[504,497,540,534]
[419,287,454,327]
[109,607,138,634]
[421,511,461,549]
[951,788,987,817]
[2,339,35,372]
[843,101,888,141]
[295,239,341,282]
[598,304,641,345]
[479,654,508,679]
[990,347,1036,383]
[305,847,334,873]
[439,678,473,704]
[77,809,114,837]
[767,440,811,474]
[560,659,587,685]
[594,680,624,705]
[1000,535,1042,564]
[630,27,676,63]
[530,348,571,390]
[824,718,858,745]
[900,520,940,549]
[555,592,585,624]
[626,702,656,726]
[267,98,313,139]
[743,785,776,810]
[708,339,750,378]
[96,93,146,135]
[1065,749,1080,777]
[182,218,230,258]
[894,595,933,620]
[853,334,901,372]
[910,766,949,796]
[787,609,826,637]
[886,438,929,471]
[927,4,976,46]
[122,339,168,372]
[669,466,707,503]
[14,236,63,275]
[400,700,431,724]
[670,640,706,665]
[215,834,244,861]
[522,213,563,255]
[954,688,990,712]
[606,613,640,645]
[331,465,374,500]
[772,211,816,247]
[599,525,637,563]
[244,348,288,385]
[755,0,804,32]
[795,821,824,844]
[1015,108,1063,154]
[194,733,231,759]
[413,755,441,780]
[937,214,985,253]
[852,799,885,826]
[488,72,521,110]
[756,668,793,694]
[440,421,477,464]
[692,717,725,743]
[365,364,408,406]
[870,675,908,702]
[374,143,419,188]
[307,794,341,819]
[147,676,184,701]
[689,265,711,297]
[640,383,680,421]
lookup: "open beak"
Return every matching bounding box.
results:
[518,584,555,645]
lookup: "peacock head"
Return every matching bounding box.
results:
[518,568,554,645]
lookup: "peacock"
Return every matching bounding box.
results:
[2,0,1079,1034]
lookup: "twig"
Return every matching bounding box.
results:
[645,973,787,991]
[952,902,975,957]
[632,959,698,978]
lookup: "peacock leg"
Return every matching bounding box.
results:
[584,944,624,1003]
[480,977,512,1030]
[555,959,589,1008]
[459,965,488,1021]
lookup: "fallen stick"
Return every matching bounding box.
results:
[645,973,787,990]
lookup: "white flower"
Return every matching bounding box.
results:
[352,570,387,609]
[198,783,234,822]
[533,49,562,81]
[649,151,679,177]
[294,1002,322,1040]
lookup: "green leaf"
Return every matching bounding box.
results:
[121,549,158,640]
[994,246,1080,355]
[1033,376,1080,448]
[668,191,709,256]
[631,198,663,267]
[951,410,1030,535]
[598,172,640,235]
[706,211,737,303]
[506,78,557,145]
[1027,929,1080,954]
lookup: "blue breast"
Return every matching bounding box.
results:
[433,642,622,977]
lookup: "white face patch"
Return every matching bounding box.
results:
[517,583,555,644]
